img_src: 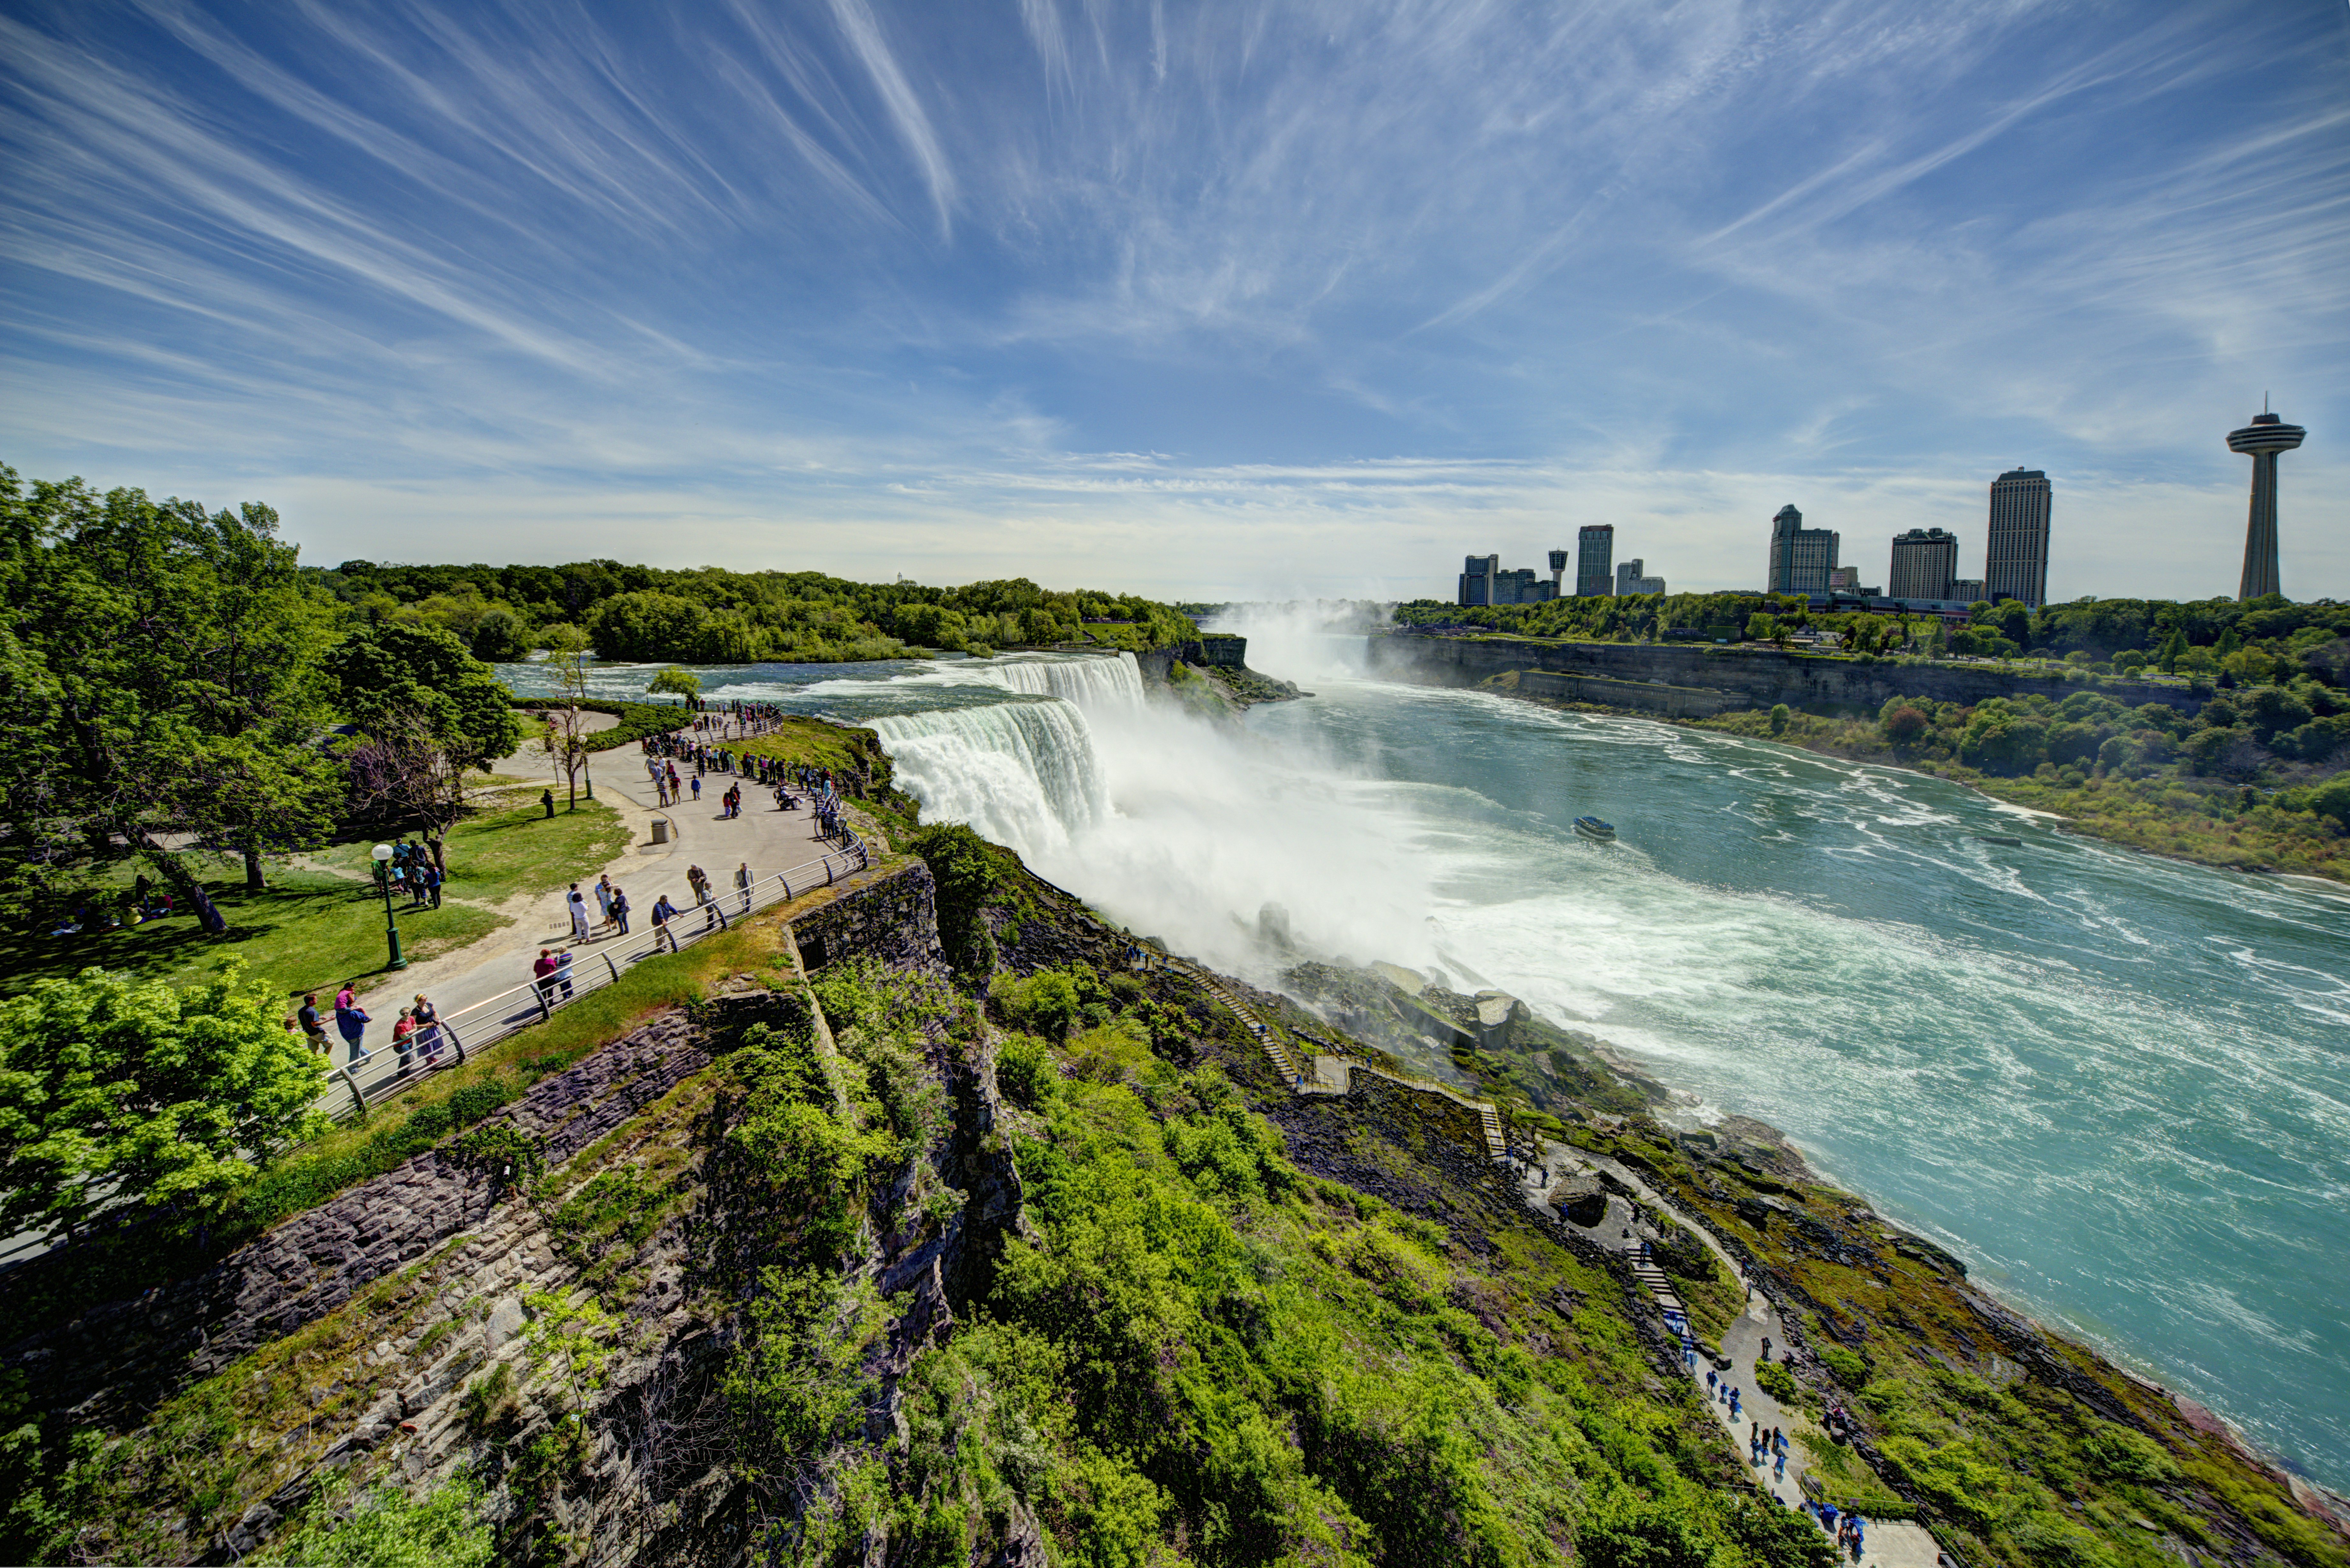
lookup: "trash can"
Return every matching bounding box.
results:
[651,820,670,845]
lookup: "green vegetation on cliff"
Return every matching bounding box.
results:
[1697,689,2350,880]
[321,557,1196,663]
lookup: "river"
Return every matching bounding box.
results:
[500,633,2350,1491]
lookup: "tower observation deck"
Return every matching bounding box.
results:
[2227,407,2304,601]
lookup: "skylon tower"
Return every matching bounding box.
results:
[2227,403,2304,601]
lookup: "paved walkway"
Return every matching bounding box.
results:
[1536,1144,1943,1568]
[321,723,851,1095]
[1154,961,1942,1567]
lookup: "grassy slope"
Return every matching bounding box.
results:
[2,789,633,1000]
[17,846,2343,1568]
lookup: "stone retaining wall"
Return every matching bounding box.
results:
[3,1008,731,1428]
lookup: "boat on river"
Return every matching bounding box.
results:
[1573,816,1617,842]
[1976,833,2022,847]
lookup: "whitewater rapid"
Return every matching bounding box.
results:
[499,636,2350,1494]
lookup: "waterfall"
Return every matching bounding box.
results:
[867,698,1110,860]
[976,652,1144,709]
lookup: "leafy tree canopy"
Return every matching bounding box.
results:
[0,962,326,1239]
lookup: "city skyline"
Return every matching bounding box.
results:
[2,0,2345,601]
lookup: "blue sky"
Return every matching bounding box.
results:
[3,0,2345,602]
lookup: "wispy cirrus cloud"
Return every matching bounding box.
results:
[0,0,2343,598]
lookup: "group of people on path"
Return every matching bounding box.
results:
[676,696,787,738]
[1636,1216,1885,1558]
[294,983,449,1073]
[379,839,442,908]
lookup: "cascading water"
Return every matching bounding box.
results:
[495,634,2350,1490]
[866,698,1110,859]
[972,651,1146,708]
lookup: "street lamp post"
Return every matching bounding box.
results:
[370,843,408,971]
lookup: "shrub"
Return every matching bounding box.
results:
[445,1080,510,1128]
[1818,1344,1873,1389]
[2078,1425,2179,1485]
[1768,704,1791,735]
[995,1035,1055,1109]
[1882,706,1929,745]
[1754,1358,1800,1404]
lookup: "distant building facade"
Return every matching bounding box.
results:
[1548,549,1569,597]
[1764,504,1839,596]
[1458,554,1500,606]
[1888,527,1960,601]
[1984,468,2051,608]
[1826,566,1880,596]
[1458,553,1559,606]
[1951,577,1985,603]
[1576,525,1615,596]
[1615,559,1666,595]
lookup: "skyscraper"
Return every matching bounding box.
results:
[1458,554,1499,607]
[2227,407,2305,601]
[1548,549,1569,596]
[1984,468,2051,608]
[1763,505,1838,595]
[1576,525,1615,597]
[1889,527,1960,600]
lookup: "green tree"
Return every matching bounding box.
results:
[911,823,1002,974]
[0,962,326,1240]
[325,621,521,867]
[646,665,701,703]
[535,624,594,810]
[252,1472,493,1568]
[1768,703,1791,735]
[0,471,342,921]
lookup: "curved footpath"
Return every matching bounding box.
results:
[317,722,848,1115]
[1171,954,1944,1568]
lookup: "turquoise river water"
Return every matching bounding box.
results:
[504,639,2350,1491]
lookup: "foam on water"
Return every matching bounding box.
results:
[502,638,2350,1490]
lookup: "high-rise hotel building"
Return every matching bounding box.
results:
[1984,468,2051,608]
[1764,504,1839,596]
[1576,525,1615,596]
[1888,527,1960,601]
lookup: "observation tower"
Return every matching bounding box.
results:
[2227,403,2304,600]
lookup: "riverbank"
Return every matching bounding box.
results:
[1516,690,2350,885]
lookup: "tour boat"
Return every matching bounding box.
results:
[1573,816,1617,842]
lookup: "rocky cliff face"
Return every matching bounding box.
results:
[1370,629,2207,718]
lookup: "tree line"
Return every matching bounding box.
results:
[319,558,1197,664]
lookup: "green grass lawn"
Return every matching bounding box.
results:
[730,714,879,774]
[0,859,507,999]
[313,786,633,904]
[4,792,635,1001]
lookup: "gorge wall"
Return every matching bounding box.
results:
[1367,629,2209,718]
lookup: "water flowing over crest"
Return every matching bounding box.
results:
[497,640,2350,1493]
[867,699,1110,858]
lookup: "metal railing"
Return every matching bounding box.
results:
[316,830,868,1122]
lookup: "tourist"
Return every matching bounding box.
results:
[595,874,614,929]
[1706,1370,1717,1395]
[650,893,678,947]
[297,992,328,1054]
[556,947,575,999]
[736,860,753,912]
[334,983,370,1066]
[691,775,701,802]
[533,947,560,1005]
[610,886,631,934]
[413,993,442,1063]
[568,883,592,943]
[541,787,555,818]
[392,1007,416,1072]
